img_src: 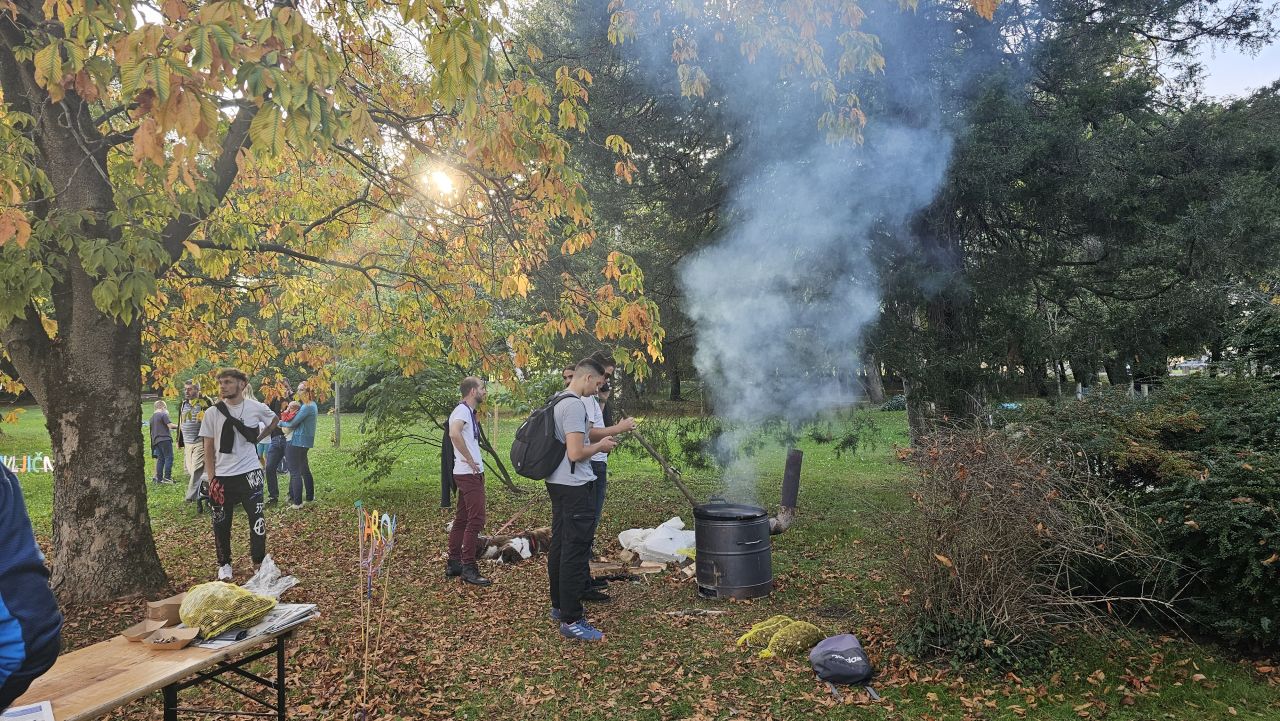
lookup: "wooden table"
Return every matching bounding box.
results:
[12,623,309,721]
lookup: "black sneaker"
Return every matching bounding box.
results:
[266,497,279,506]
[590,577,608,590]
[581,589,612,603]
[460,564,492,586]
[445,560,463,578]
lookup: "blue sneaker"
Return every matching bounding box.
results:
[549,607,561,621]
[559,619,605,642]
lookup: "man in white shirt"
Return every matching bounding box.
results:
[583,355,636,597]
[199,368,278,581]
[446,376,491,586]
[547,357,619,642]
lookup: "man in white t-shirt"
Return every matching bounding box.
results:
[547,357,619,642]
[445,376,491,586]
[199,368,278,581]
[583,355,636,595]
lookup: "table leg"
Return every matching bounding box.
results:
[276,635,286,721]
[163,683,178,721]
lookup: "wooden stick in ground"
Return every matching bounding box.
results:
[624,423,700,508]
[494,496,540,535]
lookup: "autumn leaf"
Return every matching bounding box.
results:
[970,0,1000,20]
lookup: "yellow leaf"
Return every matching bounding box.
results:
[934,553,953,568]
[969,0,999,20]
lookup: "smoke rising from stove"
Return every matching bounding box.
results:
[617,6,962,500]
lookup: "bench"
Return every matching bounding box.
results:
[12,620,311,721]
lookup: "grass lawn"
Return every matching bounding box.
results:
[3,404,1278,720]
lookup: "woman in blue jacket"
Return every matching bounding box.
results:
[0,464,62,710]
[279,384,318,509]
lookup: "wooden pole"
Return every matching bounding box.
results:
[626,424,699,508]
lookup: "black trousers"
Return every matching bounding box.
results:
[211,469,266,566]
[546,481,596,625]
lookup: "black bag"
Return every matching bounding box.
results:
[510,392,576,480]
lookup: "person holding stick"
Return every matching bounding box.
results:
[583,354,635,597]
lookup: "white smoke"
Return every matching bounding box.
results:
[616,5,964,500]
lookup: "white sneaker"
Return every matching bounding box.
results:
[217,564,233,581]
[289,503,303,510]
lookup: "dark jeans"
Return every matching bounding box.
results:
[265,435,287,500]
[588,460,608,549]
[153,439,173,481]
[546,481,596,625]
[210,469,266,566]
[446,473,486,564]
[286,445,314,505]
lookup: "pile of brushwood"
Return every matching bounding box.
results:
[887,424,1182,669]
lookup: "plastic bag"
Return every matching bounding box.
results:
[241,554,297,598]
[618,517,696,563]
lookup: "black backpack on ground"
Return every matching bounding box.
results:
[510,392,576,480]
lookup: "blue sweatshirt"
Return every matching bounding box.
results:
[280,401,317,449]
[0,465,62,700]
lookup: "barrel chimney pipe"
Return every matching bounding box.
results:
[769,448,802,534]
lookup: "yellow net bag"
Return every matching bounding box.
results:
[736,615,794,648]
[758,620,823,659]
[179,582,277,638]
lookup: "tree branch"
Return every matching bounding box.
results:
[160,102,259,264]
[0,306,54,407]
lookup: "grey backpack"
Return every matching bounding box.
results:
[809,634,879,700]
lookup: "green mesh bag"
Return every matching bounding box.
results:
[758,620,824,659]
[736,615,794,648]
[180,582,277,638]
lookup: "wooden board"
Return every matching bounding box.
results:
[12,622,309,721]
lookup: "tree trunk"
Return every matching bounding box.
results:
[4,290,168,602]
[0,24,169,600]
[49,322,168,600]
[668,360,682,401]
[1069,356,1095,388]
[864,354,886,405]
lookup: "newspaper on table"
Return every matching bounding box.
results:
[193,603,317,649]
[1,701,54,721]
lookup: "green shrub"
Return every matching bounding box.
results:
[997,377,1280,647]
[1142,451,1280,647]
[880,394,907,411]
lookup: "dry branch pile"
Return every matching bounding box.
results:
[887,425,1181,665]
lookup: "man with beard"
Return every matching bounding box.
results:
[200,368,278,581]
[445,376,493,586]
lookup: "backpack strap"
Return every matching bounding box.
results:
[548,392,579,474]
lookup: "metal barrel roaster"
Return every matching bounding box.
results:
[695,449,802,599]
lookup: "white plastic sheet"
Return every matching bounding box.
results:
[241,554,298,598]
[618,516,695,564]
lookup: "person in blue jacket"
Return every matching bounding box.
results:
[0,464,62,710]
[279,382,318,509]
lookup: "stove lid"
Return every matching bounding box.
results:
[694,501,768,521]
